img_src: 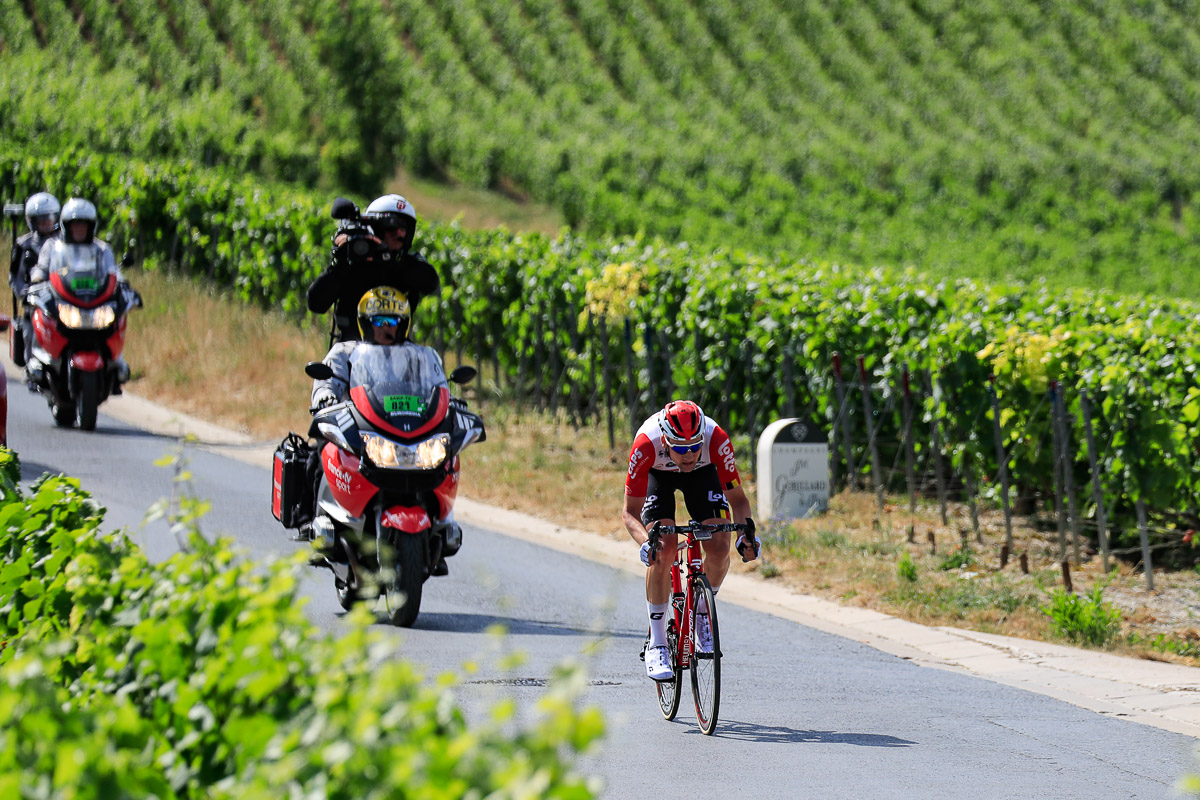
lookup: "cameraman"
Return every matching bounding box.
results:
[9,192,62,367]
[306,194,440,343]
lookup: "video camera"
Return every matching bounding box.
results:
[5,202,25,263]
[329,197,389,264]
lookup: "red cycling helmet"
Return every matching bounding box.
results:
[659,400,705,445]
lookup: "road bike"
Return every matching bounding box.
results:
[641,520,747,735]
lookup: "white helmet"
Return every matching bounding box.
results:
[24,192,61,237]
[363,194,417,255]
[60,198,99,244]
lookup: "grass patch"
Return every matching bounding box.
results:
[1127,632,1200,660]
[1043,586,1123,647]
[938,547,976,571]
[886,576,1039,619]
[817,529,848,549]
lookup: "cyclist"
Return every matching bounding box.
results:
[622,400,760,681]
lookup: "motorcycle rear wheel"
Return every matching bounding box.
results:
[77,371,101,431]
[382,532,425,627]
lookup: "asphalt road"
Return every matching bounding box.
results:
[7,383,1196,799]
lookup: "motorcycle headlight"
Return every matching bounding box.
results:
[58,302,116,329]
[361,432,449,470]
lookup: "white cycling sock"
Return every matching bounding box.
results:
[648,602,670,647]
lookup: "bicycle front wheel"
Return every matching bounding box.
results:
[689,575,721,734]
[656,621,682,720]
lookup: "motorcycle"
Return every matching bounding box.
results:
[301,343,485,626]
[24,248,140,430]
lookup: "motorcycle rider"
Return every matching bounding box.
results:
[303,285,454,576]
[28,198,135,392]
[8,192,61,367]
[306,194,440,344]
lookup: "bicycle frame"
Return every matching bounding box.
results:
[669,526,710,673]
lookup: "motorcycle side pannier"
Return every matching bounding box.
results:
[272,432,311,529]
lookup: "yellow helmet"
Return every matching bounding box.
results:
[356,286,411,341]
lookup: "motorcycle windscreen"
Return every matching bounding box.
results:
[347,343,450,439]
[45,243,117,306]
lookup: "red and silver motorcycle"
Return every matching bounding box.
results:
[24,248,140,430]
[302,344,485,626]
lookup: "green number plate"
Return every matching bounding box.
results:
[384,394,427,414]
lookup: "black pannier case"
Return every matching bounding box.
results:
[272,433,310,529]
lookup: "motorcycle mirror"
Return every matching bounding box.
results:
[305,361,333,380]
[449,366,477,385]
[120,251,134,268]
[330,197,359,221]
[3,203,24,219]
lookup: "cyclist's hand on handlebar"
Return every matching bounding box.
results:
[736,518,761,562]
[640,539,661,567]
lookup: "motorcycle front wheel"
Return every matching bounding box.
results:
[50,395,75,427]
[77,371,101,431]
[382,531,425,627]
[335,577,357,611]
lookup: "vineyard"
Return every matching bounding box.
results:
[5,1,1200,293]
[5,148,1200,572]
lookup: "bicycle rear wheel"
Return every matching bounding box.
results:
[689,575,720,734]
[655,621,682,720]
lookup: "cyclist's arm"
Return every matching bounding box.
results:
[726,483,752,527]
[622,435,656,545]
[622,494,651,546]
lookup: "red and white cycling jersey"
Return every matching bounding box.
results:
[625,410,742,496]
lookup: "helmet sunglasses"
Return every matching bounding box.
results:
[372,215,408,232]
[669,440,703,454]
[370,315,402,328]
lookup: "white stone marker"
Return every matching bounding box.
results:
[756,418,829,521]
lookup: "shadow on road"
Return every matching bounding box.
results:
[88,424,176,440]
[19,459,63,482]
[400,612,644,640]
[703,719,917,746]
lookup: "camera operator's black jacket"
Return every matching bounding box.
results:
[306,249,440,343]
[9,231,57,298]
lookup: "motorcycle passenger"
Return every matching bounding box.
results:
[306,194,440,344]
[310,286,412,409]
[28,198,135,391]
[622,400,761,681]
[303,286,454,576]
[8,192,61,367]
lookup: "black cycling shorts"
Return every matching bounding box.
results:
[640,465,732,527]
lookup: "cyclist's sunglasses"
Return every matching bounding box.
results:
[370,315,402,327]
[668,441,703,454]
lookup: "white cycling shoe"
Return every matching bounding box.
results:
[645,645,673,681]
[694,612,713,654]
